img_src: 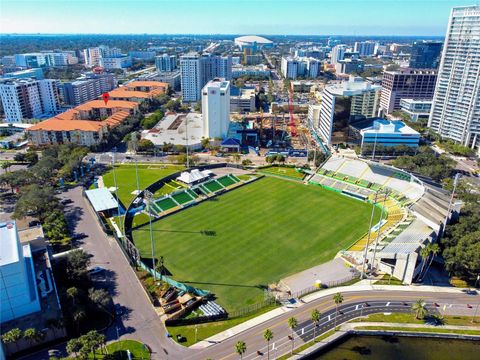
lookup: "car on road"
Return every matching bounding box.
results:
[88,266,105,275]
[60,198,73,205]
[48,349,62,358]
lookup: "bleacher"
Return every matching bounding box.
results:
[199,301,226,317]
[320,156,424,201]
[172,191,195,205]
[203,180,224,193]
[156,197,177,212]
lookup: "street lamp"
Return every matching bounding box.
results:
[144,190,156,281]
[371,189,389,275]
[112,147,123,236]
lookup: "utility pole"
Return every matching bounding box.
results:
[361,191,379,279]
[371,127,378,161]
[144,190,156,281]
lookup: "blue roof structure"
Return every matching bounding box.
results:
[85,187,119,212]
[221,138,241,147]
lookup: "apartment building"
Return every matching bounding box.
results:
[61,73,117,106]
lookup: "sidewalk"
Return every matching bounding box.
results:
[190,284,469,349]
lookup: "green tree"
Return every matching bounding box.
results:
[235,340,247,359]
[412,299,428,320]
[1,328,22,351]
[232,154,241,163]
[288,317,298,354]
[72,308,86,334]
[137,139,155,152]
[88,288,111,315]
[67,287,80,306]
[23,328,44,346]
[242,159,252,166]
[333,293,343,329]
[423,243,440,279]
[1,162,12,172]
[311,309,321,341]
[263,328,273,360]
[13,184,60,221]
[65,249,91,283]
[66,338,82,358]
[419,245,431,280]
[25,151,39,165]
[14,152,26,162]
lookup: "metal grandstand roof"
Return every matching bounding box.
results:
[85,188,119,212]
[381,219,434,254]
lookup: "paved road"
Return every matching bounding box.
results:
[54,186,186,360]
[187,290,479,360]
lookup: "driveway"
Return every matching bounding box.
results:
[59,186,188,360]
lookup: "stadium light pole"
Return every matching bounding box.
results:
[144,190,156,281]
[360,191,379,279]
[112,147,122,236]
[371,127,378,161]
[185,116,190,169]
[443,173,460,236]
[371,189,389,276]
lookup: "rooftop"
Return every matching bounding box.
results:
[75,100,138,111]
[0,221,19,266]
[126,80,169,89]
[359,119,420,136]
[326,76,381,96]
[85,188,119,212]
[28,118,103,132]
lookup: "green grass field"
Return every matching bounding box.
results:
[102,164,183,206]
[258,165,305,179]
[133,177,380,312]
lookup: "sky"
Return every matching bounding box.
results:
[0,0,475,36]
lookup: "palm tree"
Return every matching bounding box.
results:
[412,299,428,320]
[66,338,82,358]
[72,308,86,334]
[263,328,273,360]
[333,293,344,330]
[423,243,440,279]
[1,328,22,351]
[288,317,298,354]
[67,286,79,306]
[235,340,247,359]
[311,309,321,341]
[418,245,431,280]
[1,162,12,173]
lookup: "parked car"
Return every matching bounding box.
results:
[88,266,105,275]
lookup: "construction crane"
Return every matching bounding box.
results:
[288,87,297,137]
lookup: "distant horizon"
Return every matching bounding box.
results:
[0,33,445,38]
[1,0,473,36]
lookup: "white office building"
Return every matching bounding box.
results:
[0,221,41,323]
[428,5,480,153]
[318,76,381,146]
[0,78,60,123]
[83,47,103,67]
[99,56,132,70]
[202,78,230,139]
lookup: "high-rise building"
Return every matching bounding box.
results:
[354,41,377,57]
[83,47,103,67]
[180,53,232,102]
[318,76,381,146]
[155,54,177,72]
[61,74,117,106]
[330,45,348,64]
[281,57,299,79]
[380,68,437,114]
[0,78,60,123]
[202,78,230,139]
[335,59,365,74]
[180,53,203,102]
[429,6,480,152]
[409,41,443,69]
[306,58,320,78]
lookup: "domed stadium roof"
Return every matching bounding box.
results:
[234,35,273,44]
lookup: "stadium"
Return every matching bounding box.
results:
[119,157,453,317]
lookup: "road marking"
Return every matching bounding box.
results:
[386,302,390,306]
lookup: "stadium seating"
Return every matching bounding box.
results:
[199,301,226,317]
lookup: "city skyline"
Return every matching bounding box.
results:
[0,0,475,36]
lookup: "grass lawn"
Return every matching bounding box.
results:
[86,339,150,359]
[133,177,381,312]
[374,274,404,285]
[357,312,480,326]
[355,326,480,336]
[167,304,278,346]
[102,164,183,206]
[258,165,305,180]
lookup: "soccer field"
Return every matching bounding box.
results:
[133,177,381,312]
[102,164,184,206]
